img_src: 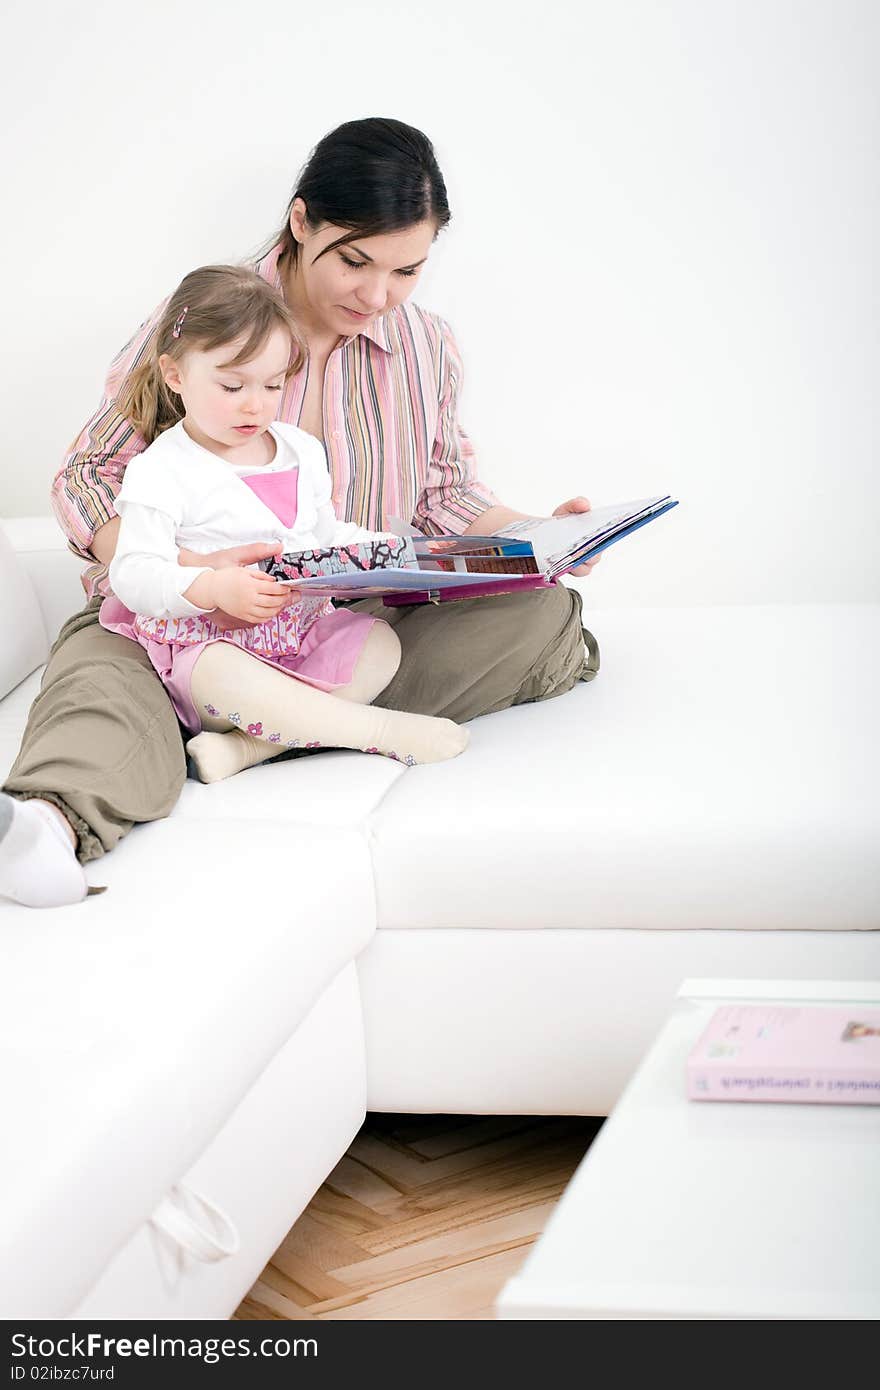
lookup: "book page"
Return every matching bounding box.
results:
[495,498,669,572]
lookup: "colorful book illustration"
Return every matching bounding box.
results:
[260,536,418,585]
[258,495,678,603]
[686,1003,880,1105]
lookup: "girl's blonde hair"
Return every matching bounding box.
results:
[116,265,305,444]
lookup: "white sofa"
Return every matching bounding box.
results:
[2,516,878,1321]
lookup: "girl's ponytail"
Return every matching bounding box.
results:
[115,265,303,445]
[115,337,185,444]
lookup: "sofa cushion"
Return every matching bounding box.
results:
[368,604,880,933]
[174,748,408,828]
[0,524,48,700]
[0,517,86,645]
[0,815,376,1318]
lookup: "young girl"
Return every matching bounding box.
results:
[101,263,469,782]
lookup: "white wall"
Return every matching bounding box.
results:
[1,0,877,605]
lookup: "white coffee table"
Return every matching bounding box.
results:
[496,978,880,1320]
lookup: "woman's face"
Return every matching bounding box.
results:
[287,199,436,339]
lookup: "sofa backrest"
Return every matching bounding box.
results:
[0,523,49,700]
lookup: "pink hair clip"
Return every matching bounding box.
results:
[171,305,189,339]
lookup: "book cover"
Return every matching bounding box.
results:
[686,1003,880,1104]
[381,574,554,605]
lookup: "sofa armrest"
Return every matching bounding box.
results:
[2,517,87,642]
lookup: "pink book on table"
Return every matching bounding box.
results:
[686,1003,880,1104]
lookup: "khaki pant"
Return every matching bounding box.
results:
[4,586,599,863]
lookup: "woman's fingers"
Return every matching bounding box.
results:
[209,541,284,568]
[568,554,602,577]
[553,496,592,517]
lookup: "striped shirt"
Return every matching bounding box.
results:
[53,240,499,599]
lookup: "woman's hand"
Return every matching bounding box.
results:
[179,541,283,570]
[553,496,603,578]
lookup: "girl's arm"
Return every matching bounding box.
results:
[89,503,283,587]
[111,506,291,625]
[109,502,215,619]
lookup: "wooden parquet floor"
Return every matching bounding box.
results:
[234,1113,601,1321]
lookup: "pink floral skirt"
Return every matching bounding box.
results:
[99,596,378,737]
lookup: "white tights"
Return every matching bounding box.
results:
[185,620,468,783]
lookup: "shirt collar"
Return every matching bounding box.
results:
[255,241,395,355]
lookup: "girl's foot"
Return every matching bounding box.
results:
[186,713,469,785]
[0,793,89,908]
[186,729,274,785]
[366,710,470,766]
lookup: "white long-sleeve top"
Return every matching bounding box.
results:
[109,420,382,620]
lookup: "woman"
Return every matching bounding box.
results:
[1,117,600,907]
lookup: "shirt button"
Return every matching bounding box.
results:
[331,430,341,441]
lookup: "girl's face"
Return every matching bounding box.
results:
[287,199,436,340]
[159,325,292,455]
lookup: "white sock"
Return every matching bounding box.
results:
[0,793,89,909]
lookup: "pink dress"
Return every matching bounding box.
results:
[100,468,378,736]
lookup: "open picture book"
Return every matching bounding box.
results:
[258,494,679,604]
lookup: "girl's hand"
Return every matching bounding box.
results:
[211,590,301,632]
[552,496,603,578]
[185,567,296,624]
[211,568,295,624]
[181,541,300,628]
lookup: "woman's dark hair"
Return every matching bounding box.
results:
[268,117,451,266]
